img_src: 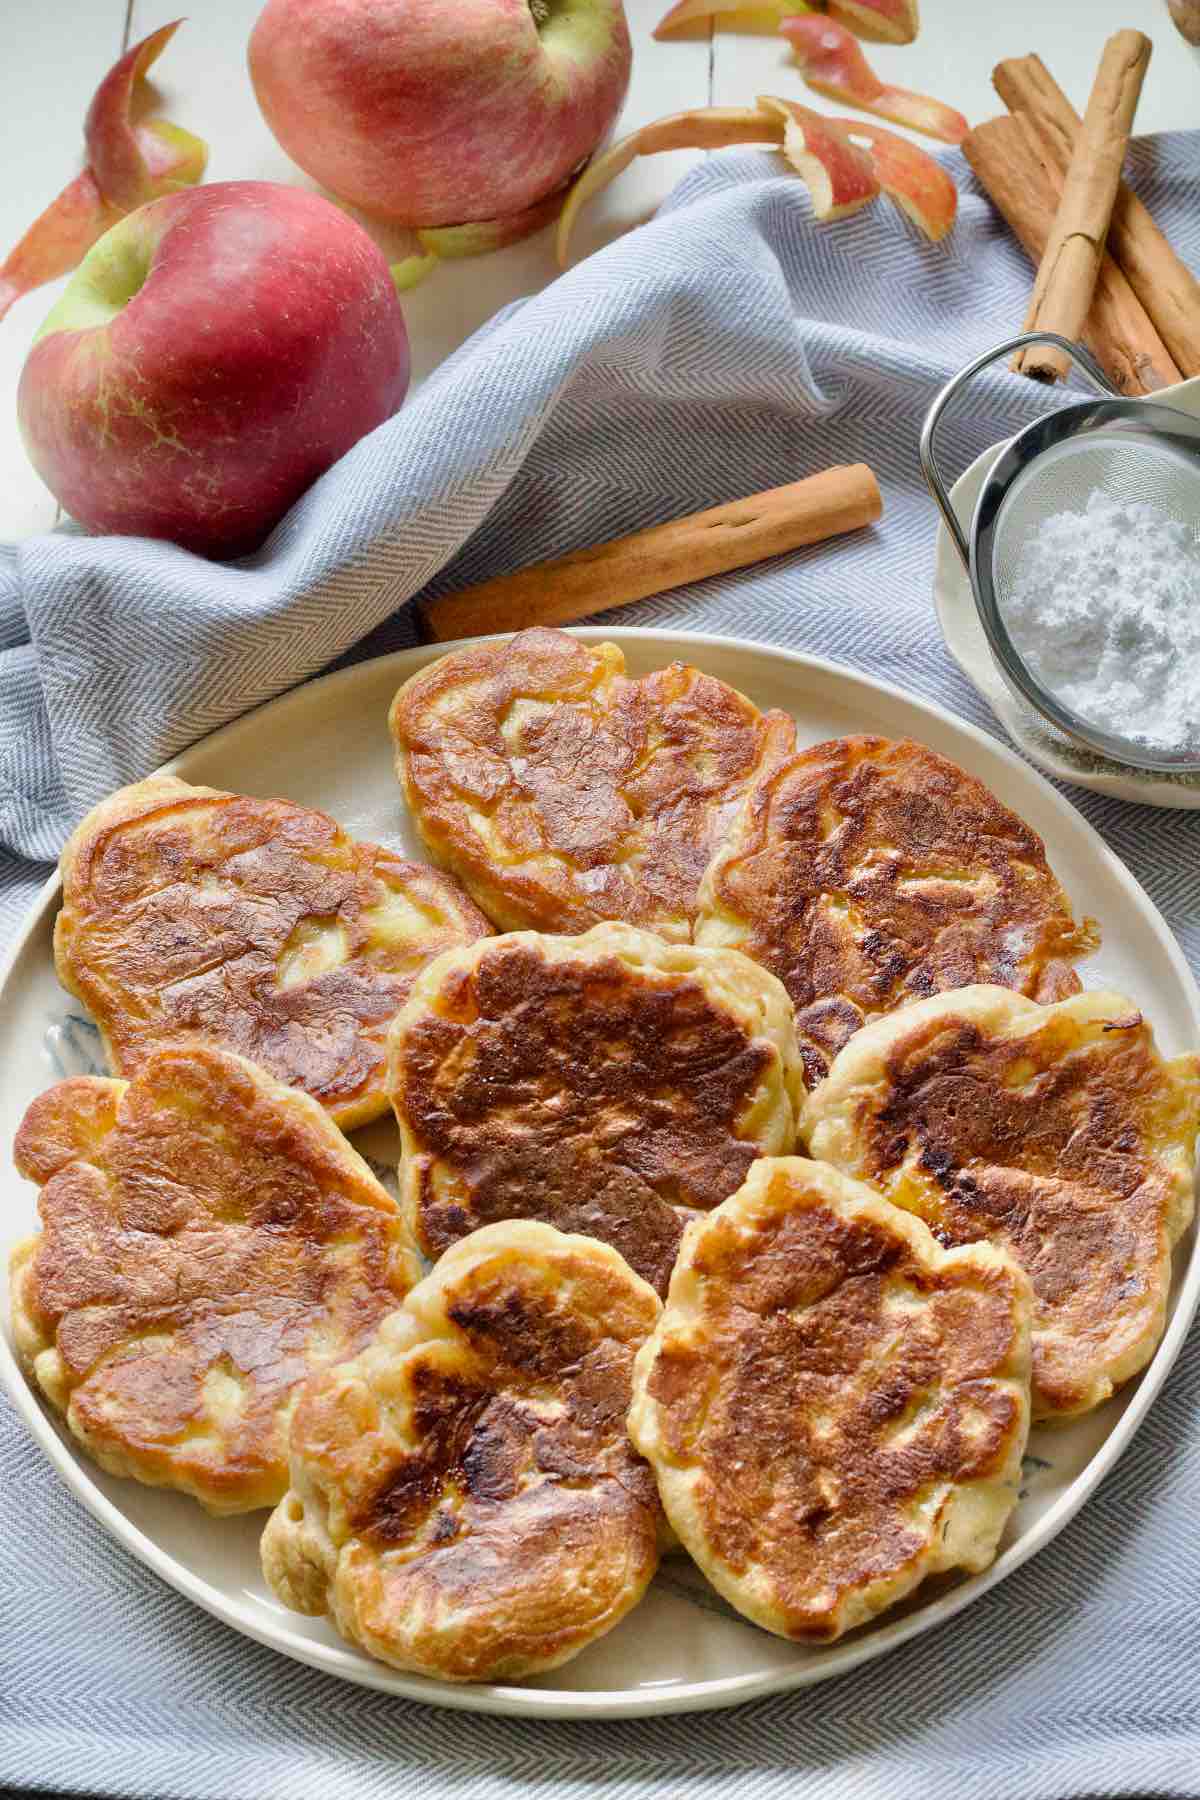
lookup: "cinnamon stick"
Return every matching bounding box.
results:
[962,115,1180,395]
[994,52,1200,378]
[1013,30,1151,383]
[418,465,882,643]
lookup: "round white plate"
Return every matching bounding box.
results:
[3,628,1198,1719]
[931,374,1200,809]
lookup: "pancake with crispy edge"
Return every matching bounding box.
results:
[54,774,492,1129]
[261,1219,665,1682]
[386,922,804,1294]
[628,1155,1032,1642]
[802,985,1200,1418]
[695,734,1099,1088]
[10,1044,419,1513]
[389,626,797,941]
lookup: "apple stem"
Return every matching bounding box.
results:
[528,0,550,24]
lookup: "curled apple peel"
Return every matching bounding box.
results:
[383,183,578,292]
[0,173,115,325]
[0,21,207,324]
[556,107,786,268]
[652,0,801,40]
[763,98,955,236]
[830,116,957,239]
[654,0,917,41]
[826,0,918,44]
[85,21,196,209]
[757,97,879,219]
[389,248,441,292]
[422,184,573,259]
[556,100,956,266]
[780,15,966,143]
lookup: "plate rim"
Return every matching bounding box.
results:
[3,624,1198,1720]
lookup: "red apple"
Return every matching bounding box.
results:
[247,0,633,249]
[17,181,409,559]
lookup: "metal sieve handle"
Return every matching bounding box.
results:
[919,331,1120,572]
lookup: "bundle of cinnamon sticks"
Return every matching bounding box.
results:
[963,31,1200,394]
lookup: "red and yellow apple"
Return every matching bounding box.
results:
[18,181,410,559]
[247,0,633,253]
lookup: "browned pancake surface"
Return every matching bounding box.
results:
[11,1045,417,1512]
[54,776,491,1129]
[261,1222,663,1681]
[390,627,796,940]
[628,1158,1030,1641]
[803,988,1200,1417]
[696,735,1098,1086]
[388,926,800,1294]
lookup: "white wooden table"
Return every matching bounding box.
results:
[2,0,1196,541]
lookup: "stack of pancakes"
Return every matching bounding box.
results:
[12,627,1199,1683]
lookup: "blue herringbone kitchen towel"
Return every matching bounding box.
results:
[3,140,1200,1799]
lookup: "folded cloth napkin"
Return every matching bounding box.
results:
[4,139,1200,1800]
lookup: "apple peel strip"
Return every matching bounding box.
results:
[653,0,918,44]
[830,116,957,239]
[556,101,955,267]
[757,98,879,219]
[385,182,581,291]
[780,14,966,143]
[556,108,786,269]
[652,0,814,42]
[0,21,207,324]
[765,100,958,239]
[825,0,919,45]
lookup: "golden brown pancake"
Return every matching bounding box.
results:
[389,627,796,941]
[802,986,1200,1418]
[55,775,491,1130]
[628,1156,1031,1642]
[261,1220,663,1682]
[387,922,803,1294]
[695,735,1099,1088]
[10,1045,418,1513]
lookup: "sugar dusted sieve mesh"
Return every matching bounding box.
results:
[921,330,1200,774]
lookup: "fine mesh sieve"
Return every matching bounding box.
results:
[921,330,1200,774]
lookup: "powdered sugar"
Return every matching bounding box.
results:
[1001,490,1200,753]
